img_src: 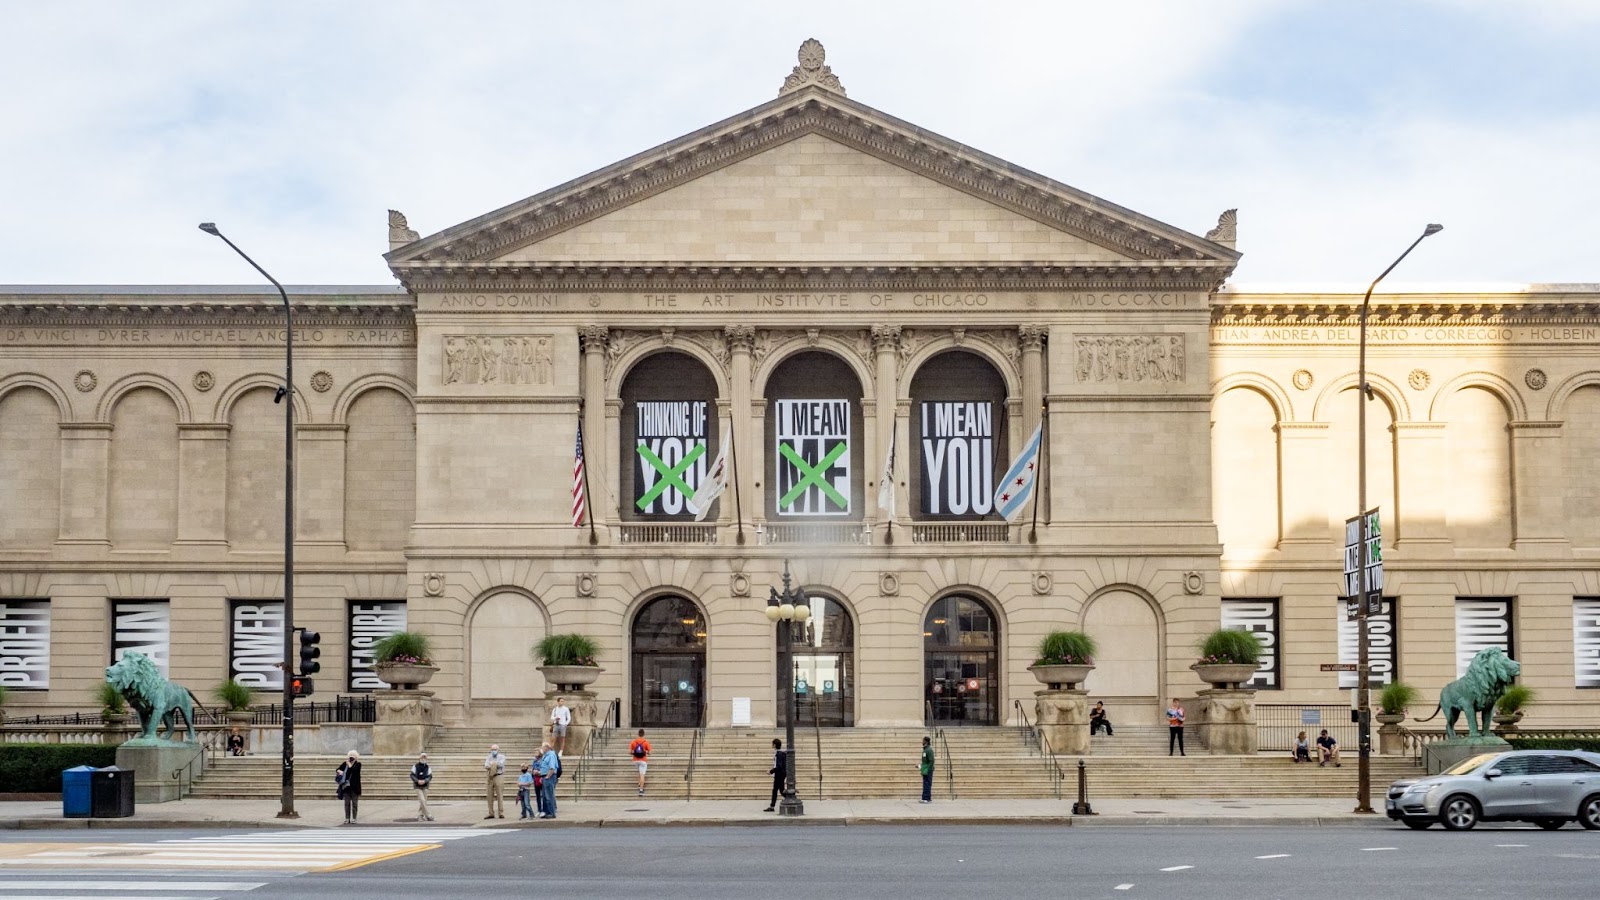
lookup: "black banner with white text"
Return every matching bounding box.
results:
[774,399,851,516]
[229,599,284,690]
[112,600,170,676]
[918,400,995,517]
[349,601,407,691]
[1338,596,1397,688]
[1221,598,1280,689]
[633,400,711,518]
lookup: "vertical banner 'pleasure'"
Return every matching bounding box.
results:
[349,601,407,691]
[774,399,851,515]
[919,401,994,517]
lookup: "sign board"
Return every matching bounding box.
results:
[932,682,943,694]
[1320,663,1358,672]
[348,601,406,691]
[229,599,284,690]
[1338,597,1397,688]
[1301,708,1322,726]
[633,400,711,517]
[0,599,51,689]
[966,678,980,692]
[112,599,170,676]
[1575,599,1600,688]
[918,400,996,517]
[1221,599,1280,689]
[1455,597,1513,677]
[730,697,752,727]
[1343,509,1383,614]
[774,399,851,515]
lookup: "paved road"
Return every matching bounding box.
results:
[2,824,1596,899]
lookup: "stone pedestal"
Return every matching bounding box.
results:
[115,738,202,803]
[1423,735,1511,775]
[1034,689,1089,755]
[1378,723,1406,756]
[372,690,437,757]
[544,690,601,756]
[1198,688,1257,754]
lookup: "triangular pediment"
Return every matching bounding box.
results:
[387,84,1239,282]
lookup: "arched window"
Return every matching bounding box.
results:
[909,351,1007,519]
[777,594,854,727]
[765,352,863,520]
[923,595,999,725]
[631,595,707,727]
[619,352,719,520]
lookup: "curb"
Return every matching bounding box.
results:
[4,815,1394,830]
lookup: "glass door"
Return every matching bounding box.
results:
[636,652,704,727]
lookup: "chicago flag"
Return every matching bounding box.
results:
[993,423,1043,522]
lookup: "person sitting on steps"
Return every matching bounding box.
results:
[1089,701,1113,736]
[1291,731,1311,763]
[1317,729,1341,767]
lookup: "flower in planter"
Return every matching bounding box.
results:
[1194,629,1263,667]
[373,632,433,667]
[536,633,601,668]
[1033,630,1097,667]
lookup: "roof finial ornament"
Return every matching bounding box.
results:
[779,38,846,97]
[388,209,420,250]
[1205,208,1237,248]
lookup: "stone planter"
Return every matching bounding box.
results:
[1191,662,1260,689]
[225,710,253,727]
[103,712,132,728]
[374,662,438,690]
[1492,711,1524,733]
[1375,712,1405,727]
[1028,663,1095,690]
[1376,712,1406,755]
[539,664,602,691]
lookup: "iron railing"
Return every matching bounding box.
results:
[683,700,708,800]
[935,727,956,800]
[910,523,1011,543]
[246,695,376,726]
[1256,703,1357,752]
[617,524,719,544]
[764,523,869,545]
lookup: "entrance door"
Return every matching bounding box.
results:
[630,595,708,727]
[923,595,999,726]
[779,595,855,727]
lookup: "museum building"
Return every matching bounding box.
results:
[2,42,1598,731]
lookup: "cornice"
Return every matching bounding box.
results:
[1212,300,1600,326]
[0,302,414,327]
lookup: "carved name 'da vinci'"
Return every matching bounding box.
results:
[1073,334,1186,384]
[443,335,554,385]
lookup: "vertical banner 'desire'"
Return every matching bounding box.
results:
[1221,598,1280,689]
[775,399,851,516]
[634,400,710,518]
[919,400,995,517]
[230,599,284,690]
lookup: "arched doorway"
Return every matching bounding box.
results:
[1081,589,1160,722]
[778,594,855,727]
[631,595,707,727]
[923,594,999,726]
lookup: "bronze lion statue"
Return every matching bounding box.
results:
[105,652,198,743]
[1420,647,1521,739]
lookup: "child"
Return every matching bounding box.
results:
[517,765,535,819]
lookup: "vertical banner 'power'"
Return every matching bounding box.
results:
[919,401,995,517]
[229,599,284,690]
[634,401,710,518]
[774,399,850,516]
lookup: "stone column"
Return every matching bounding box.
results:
[1035,689,1090,755]
[871,325,901,537]
[1019,325,1046,436]
[373,690,438,757]
[58,423,111,544]
[579,326,611,539]
[1197,688,1257,754]
[727,325,758,539]
[1392,422,1450,556]
[1509,421,1568,556]
[175,424,229,544]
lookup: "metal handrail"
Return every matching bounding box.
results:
[1012,700,1041,754]
[1033,726,1067,800]
[683,700,708,801]
[573,698,620,800]
[811,697,823,799]
[935,727,956,800]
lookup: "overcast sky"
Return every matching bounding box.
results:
[3,1,1595,288]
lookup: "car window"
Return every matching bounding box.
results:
[1444,753,1498,775]
[1550,756,1600,774]
[1493,756,1533,776]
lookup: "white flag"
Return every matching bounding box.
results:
[993,423,1043,523]
[877,429,897,518]
[687,439,729,522]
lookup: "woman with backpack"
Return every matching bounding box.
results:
[336,750,362,825]
[629,728,651,796]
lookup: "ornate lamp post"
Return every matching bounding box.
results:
[766,561,810,816]
[1354,223,1442,814]
[198,223,299,820]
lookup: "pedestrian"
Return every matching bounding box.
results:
[227,728,245,756]
[484,743,507,819]
[1317,729,1342,767]
[1090,701,1114,736]
[1166,698,1186,756]
[410,752,434,821]
[1291,731,1311,763]
[629,728,651,796]
[550,696,572,756]
[764,737,786,812]
[534,741,560,819]
[918,735,934,803]
[336,750,362,825]
[517,764,535,819]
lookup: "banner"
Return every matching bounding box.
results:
[349,601,407,691]
[919,401,994,517]
[774,399,851,516]
[634,400,710,517]
[1221,598,1280,689]
[1455,597,1513,677]
[229,600,284,690]
[1576,598,1600,688]
[1338,596,1397,688]
[0,600,50,689]
[994,423,1043,522]
[112,600,170,676]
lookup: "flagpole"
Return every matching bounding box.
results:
[579,402,597,546]
[992,401,1010,524]
[1028,405,1046,544]
[884,427,896,546]
[728,414,745,545]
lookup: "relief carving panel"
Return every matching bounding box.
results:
[1072,334,1186,384]
[443,334,554,386]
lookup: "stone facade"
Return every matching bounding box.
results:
[2,44,1598,732]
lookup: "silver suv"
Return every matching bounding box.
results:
[1386,749,1600,831]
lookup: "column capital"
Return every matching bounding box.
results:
[871,324,902,352]
[1019,324,1047,350]
[578,325,609,351]
[725,324,757,351]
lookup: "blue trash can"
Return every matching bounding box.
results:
[62,765,96,818]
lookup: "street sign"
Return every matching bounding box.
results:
[1344,509,1383,614]
[1320,663,1358,672]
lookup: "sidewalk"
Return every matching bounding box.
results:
[2,796,1391,830]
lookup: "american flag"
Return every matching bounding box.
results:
[571,421,588,528]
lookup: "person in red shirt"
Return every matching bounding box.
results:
[1167,699,1186,756]
[629,728,652,796]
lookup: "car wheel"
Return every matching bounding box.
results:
[1403,819,1432,830]
[1580,794,1600,831]
[1534,818,1565,831]
[1440,795,1480,831]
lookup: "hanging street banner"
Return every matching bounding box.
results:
[1343,508,1383,615]
[1455,597,1513,678]
[349,601,407,691]
[229,599,284,691]
[1574,598,1600,688]
[633,400,711,518]
[774,399,851,516]
[0,600,51,689]
[919,400,995,517]
[1338,596,1397,688]
[1221,599,1280,689]
[112,599,170,676]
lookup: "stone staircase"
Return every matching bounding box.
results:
[188,725,1425,803]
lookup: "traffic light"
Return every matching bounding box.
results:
[298,630,322,675]
[291,675,314,698]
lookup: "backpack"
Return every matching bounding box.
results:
[334,766,347,798]
[631,740,647,759]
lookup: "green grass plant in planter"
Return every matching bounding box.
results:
[1035,631,1096,666]
[1378,681,1420,716]
[95,682,128,716]
[372,631,434,666]
[1195,628,1264,666]
[537,633,600,667]
[213,678,253,713]
[1497,683,1535,716]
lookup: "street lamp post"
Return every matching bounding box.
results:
[198,223,299,820]
[1355,223,1442,814]
[766,561,810,816]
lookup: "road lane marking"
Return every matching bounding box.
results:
[1115,884,1135,891]
[1495,844,1527,848]
[324,843,440,872]
[1255,854,1291,859]
[1360,847,1397,852]
[1159,865,1193,871]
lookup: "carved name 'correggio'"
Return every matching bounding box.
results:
[443,334,553,385]
[1074,334,1186,383]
